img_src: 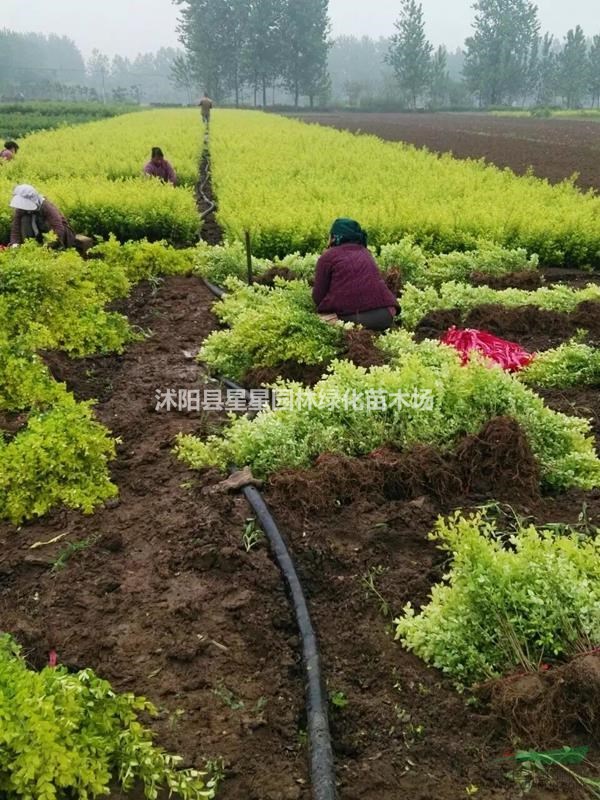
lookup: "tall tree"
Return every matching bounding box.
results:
[87,50,110,103]
[175,0,250,104]
[463,0,540,106]
[171,53,197,104]
[533,32,558,105]
[429,45,450,107]
[281,0,331,107]
[589,35,600,108]
[243,0,285,106]
[386,0,433,108]
[327,36,392,105]
[557,26,589,108]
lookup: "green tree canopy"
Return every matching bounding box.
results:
[463,0,540,106]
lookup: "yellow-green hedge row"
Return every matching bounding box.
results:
[210,110,600,265]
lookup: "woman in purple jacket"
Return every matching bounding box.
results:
[143,147,177,185]
[312,218,398,331]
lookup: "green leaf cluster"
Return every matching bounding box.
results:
[193,241,320,285]
[0,239,195,523]
[0,393,118,525]
[177,355,600,490]
[395,511,600,686]
[520,338,600,389]
[200,278,343,380]
[0,635,219,800]
[380,238,539,286]
[400,281,600,329]
[90,236,196,283]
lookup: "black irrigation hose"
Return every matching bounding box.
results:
[200,280,337,798]
[240,483,337,800]
[198,133,216,221]
[201,277,226,300]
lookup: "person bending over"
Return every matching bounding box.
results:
[1,141,19,161]
[9,184,77,249]
[312,218,398,331]
[143,147,177,185]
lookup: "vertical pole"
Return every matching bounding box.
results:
[245,230,253,285]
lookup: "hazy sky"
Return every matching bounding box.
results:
[1,0,598,58]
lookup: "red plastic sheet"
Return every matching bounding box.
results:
[441,327,534,372]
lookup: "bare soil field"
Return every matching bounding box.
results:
[2,272,600,799]
[292,112,600,193]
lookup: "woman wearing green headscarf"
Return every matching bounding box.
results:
[312,218,398,331]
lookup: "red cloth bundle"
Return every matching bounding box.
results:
[441,327,534,372]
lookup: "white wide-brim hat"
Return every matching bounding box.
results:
[10,184,42,211]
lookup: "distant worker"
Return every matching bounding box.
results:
[198,92,213,124]
[312,219,398,331]
[143,146,177,185]
[1,141,19,161]
[9,184,78,249]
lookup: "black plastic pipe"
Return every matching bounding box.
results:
[201,277,226,299]
[240,482,337,800]
[201,238,337,797]
[198,141,216,221]
[199,276,337,795]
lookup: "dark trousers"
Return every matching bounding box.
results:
[339,307,395,331]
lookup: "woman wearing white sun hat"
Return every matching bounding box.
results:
[9,184,78,249]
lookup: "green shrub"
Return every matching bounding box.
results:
[91,236,196,283]
[400,281,600,329]
[0,394,118,525]
[177,356,600,490]
[396,511,600,686]
[379,239,538,286]
[0,240,199,524]
[0,634,219,800]
[200,278,342,379]
[211,110,600,265]
[520,339,600,388]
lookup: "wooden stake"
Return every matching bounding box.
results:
[245,230,253,285]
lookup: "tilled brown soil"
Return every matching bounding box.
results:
[415,301,600,353]
[292,112,600,192]
[0,277,307,800]
[1,276,599,799]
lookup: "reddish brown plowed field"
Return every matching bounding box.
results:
[292,112,600,193]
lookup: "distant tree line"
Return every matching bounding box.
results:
[174,0,600,110]
[0,30,189,105]
[328,0,600,110]
[173,0,330,107]
[2,0,600,110]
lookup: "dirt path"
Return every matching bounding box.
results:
[291,112,600,193]
[0,277,308,800]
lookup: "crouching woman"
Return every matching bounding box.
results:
[312,218,398,331]
[9,184,78,249]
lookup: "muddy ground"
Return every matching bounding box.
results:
[2,275,600,798]
[291,112,600,193]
